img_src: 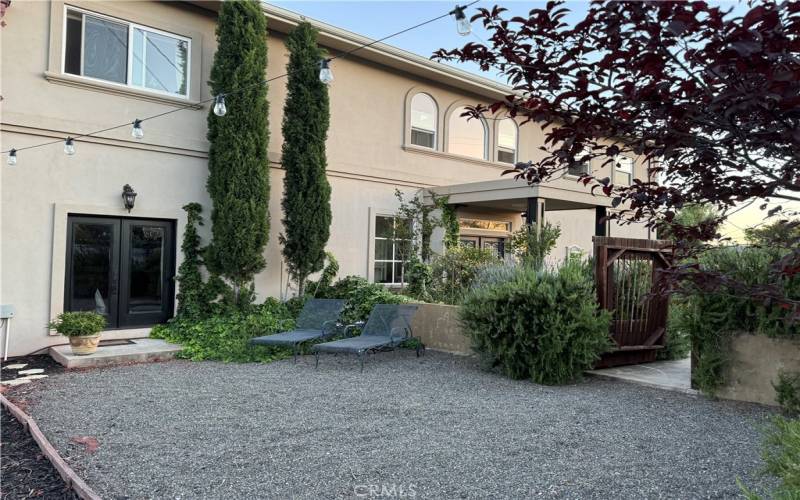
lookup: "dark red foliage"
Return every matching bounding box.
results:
[434,0,800,310]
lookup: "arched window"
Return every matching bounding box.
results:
[448,106,487,160]
[496,119,517,164]
[409,93,437,149]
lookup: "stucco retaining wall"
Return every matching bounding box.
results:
[716,333,800,406]
[410,304,472,355]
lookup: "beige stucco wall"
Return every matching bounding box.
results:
[716,333,800,407]
[1,0,649,356]
[411,303,471,355]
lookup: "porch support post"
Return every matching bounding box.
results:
[526,197,545,229]
[595,206,608,237]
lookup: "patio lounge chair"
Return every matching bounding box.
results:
[312,303,420,372]
[251,298,345,362]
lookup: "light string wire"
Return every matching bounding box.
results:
[2,2,479,156]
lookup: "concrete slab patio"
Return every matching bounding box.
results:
[586,358,697,395]
[49,338,181,369]
[23,351,775,499]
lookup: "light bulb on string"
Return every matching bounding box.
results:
[131,119,144,140]
[64,137,76,156]
[213,94,227,116]
[451,5,471,36]
[319,59,333,85]
[7,149,17,166]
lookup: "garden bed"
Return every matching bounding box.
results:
[1,404,78,499]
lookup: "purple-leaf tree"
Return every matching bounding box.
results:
[433,0,800,310]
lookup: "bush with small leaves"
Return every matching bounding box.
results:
[460,260,612,385]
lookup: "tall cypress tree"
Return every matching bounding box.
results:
[205,0,270,305]
[280,23,331,296]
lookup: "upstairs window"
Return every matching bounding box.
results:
[448,106,488,160]
[568,149,592,176]
[496,119,517,164]
[64,8,190,97]
[615,156,634,185]
[410,93,437,149]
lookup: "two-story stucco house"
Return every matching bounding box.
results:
[0,1,652,357]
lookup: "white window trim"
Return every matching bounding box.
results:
[372,214,411,286]
[62,5,192,99]
[409,93,438,150]
[565,151,592,178]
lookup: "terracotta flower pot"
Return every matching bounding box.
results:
[68,334,101,355]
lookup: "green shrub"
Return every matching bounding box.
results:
[657,299,692,361]
[430,245,497,305]
[762,416,800,497]
[681,246,800,395]
[406,259,434,302]
[151,298,294,362]
[333,276,412,325]
[508,222,561,269]
[460,260,612,385]
[48,312,106,337]
[775,371,800,416]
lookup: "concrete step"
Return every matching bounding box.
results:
[50,338,182,369]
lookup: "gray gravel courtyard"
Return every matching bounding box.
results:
[24,350,775,499]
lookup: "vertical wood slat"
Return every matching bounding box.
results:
[593,236,673,367]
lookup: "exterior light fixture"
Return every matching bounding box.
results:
[64,137,75,156]
[7,149,16,166]
[213,94,227,116]
[131,119,144,140]
[451,5,471,36]
[319,59,333,85]
[121,184,137,212]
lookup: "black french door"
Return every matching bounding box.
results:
[64,215,175,328]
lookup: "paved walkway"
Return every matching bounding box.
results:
[586,358,695,394]
[24,351,774,499]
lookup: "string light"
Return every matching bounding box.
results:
[319,59,333,84]
[451,5,471,36]
[131,119,144,140]
[1,2,479,162]
[213,94,227,117]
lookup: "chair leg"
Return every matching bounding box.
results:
[358,351,364,373]
[293,343,298,364]
[315,351,320,369]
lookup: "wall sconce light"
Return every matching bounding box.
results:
[122,184,137,212]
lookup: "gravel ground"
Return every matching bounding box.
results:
[24,351,776,499]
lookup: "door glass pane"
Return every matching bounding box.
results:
[128,225,164,313]
[69,223,113,316]
[83,15,128,84]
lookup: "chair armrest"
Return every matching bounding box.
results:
[320,320,338,336]
[390,326,409,341]
[344,321,365,337]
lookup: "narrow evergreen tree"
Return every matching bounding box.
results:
[279,22,331,296]
[175,203,205,319]
[205,0,269,305]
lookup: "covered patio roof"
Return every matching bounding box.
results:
[429,178,614,212]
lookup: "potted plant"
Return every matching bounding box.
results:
[49,312,106,355]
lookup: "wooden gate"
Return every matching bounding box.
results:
[593,236,672,368]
